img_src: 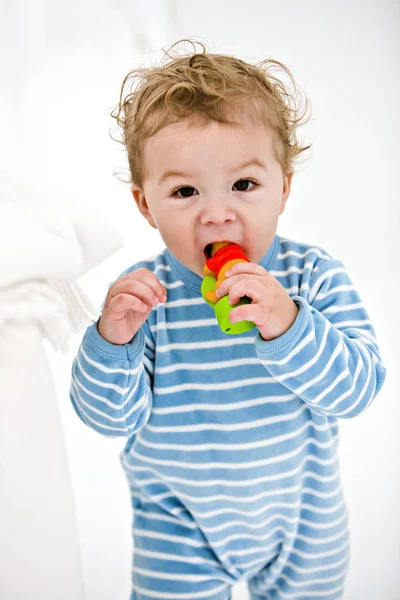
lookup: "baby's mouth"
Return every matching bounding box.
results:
[203,241,236,259]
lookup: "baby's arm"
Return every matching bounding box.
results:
[69,315,154,437]
[255,257,387,418]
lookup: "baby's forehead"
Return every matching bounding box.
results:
[146,110,270,148]
[143,122,269,168]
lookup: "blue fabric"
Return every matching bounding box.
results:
[70,233,386,599]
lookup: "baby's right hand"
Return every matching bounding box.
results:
[97,268,167,345]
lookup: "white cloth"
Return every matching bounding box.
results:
[0,175,124,599]
[0,176,123,352]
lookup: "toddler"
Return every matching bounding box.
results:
[70,40,387,600]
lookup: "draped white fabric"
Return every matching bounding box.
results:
[0,175,123,599]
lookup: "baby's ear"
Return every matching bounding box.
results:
[279,171,293,214]
[131,187,158,229]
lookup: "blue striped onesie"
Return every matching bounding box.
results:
[69,233,387,600]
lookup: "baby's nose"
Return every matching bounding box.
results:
[200,202,236,226]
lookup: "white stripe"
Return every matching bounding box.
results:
[132,565,232,584]
[224,535,348,564]
[163,279,185,289]
[71,380,147,423]
[134,507,347,535]
[314,284,355,301]
[154,374,278,394]
[156,357,263,374]
[76,350,132,393]
[151,391,296,416]
[223,540,280,560]
[272,553,348,576]
[290,528,348,546]
[70,381,150,434]
[129,435,335,471]
[322,302,365,314]
[265,322,330,381]
[125,455,338,488]
[144,402,310,434]
[133,493,345,522]
[133,545,259,577]
[295,336,344,395]
[160,296,205,308]
[79,344,140,375]
[171,492,344,520]
[210,510,347,535]
[268,262,315,277]
[135,521,348,553]
[266,582,345,599]
[72,369,145,411]
[257,328,315,366]
[309,268,347,302]
[264,568,347,589]
[277,248,331,261]
[133,546,219,567]
[137,418,328,451]
[281,538,349,561]
[133,509,198,530]
[334,319,372,328]
[351,328,378,345]
[135,481,343,516]
[309,355,362,409]
[132,582,227,599]
[153,337,256,352]
[335,348,376,416]
[134,528,207,548]
[311,345,376,416]
[153,318,221,330]
[143,331,155,349]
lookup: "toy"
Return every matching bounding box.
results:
[201,241,256,334]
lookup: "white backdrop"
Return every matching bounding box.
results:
[3,1,399,599]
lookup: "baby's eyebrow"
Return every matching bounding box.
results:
[159,170,194,185]
[158,158,267,185]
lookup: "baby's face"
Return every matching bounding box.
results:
[132,113,293,278]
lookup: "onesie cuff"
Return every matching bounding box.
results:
[255,295,311,359]
[82,317,145,362]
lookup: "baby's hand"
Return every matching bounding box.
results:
[98,268,167,345]
[215,262,298,341]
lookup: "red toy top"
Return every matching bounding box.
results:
[205,243,250,276]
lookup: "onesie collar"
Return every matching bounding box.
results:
[164,233,280,293]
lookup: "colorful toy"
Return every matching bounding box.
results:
[201,241,256,334]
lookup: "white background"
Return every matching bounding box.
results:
[2,1,399,599]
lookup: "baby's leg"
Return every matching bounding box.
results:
[129,495,234,600]
[246,498,350,600]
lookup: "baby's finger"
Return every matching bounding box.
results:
[217,274,249,299]
[112,276,166,305]
[226,262,268,277]
[115,269,167,302]
[228,279,263,306]
[109,293,149,315]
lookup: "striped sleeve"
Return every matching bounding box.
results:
[255,258,387,418]
[69,317,155,437]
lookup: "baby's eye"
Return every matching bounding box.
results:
[233,178,258,192]
[172,186,197,198]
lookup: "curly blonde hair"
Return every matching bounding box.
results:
[110,39,312,189]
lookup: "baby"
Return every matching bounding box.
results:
[70,40,387,600]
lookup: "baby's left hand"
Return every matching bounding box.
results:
[215,262,299,341]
